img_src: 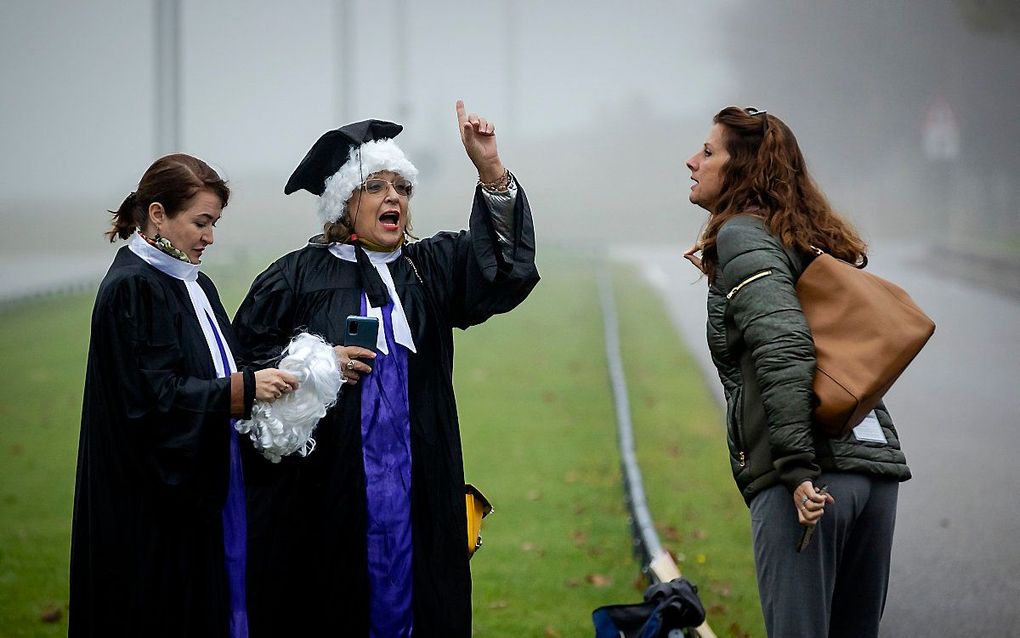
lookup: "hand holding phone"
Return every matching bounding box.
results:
[341,316,379,376]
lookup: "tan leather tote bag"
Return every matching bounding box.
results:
[797,248,935,437]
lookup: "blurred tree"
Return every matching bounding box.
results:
[956,0,1020,41]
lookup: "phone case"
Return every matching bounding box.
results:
[343,315,379,351]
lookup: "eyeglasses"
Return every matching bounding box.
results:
[361,177,413,198]
[745,107,769,136]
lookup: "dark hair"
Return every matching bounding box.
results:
[106,153,230,242]
[698,107,867,282]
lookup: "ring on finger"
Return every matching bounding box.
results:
[346,360,356,371]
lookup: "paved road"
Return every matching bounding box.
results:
[615,241,1020,637]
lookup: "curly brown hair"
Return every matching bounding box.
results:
[697,107,866,282]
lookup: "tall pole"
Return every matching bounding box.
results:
[394,0,409,124]
[505,0,516,133]
[154,0,181,154]
[335,0,354,122]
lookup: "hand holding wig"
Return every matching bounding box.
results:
[236,333,344,463]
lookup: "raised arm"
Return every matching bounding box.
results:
[405,102,539,329]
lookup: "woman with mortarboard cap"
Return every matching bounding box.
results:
[232,101,539,637]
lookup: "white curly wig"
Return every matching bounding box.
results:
[317,138,419,225]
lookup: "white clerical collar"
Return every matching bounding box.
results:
[328,242,402,264]
[327,243,417,354]
[127,231,236,377]
[128,231,199,282]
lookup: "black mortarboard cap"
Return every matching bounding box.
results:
[284,119,404,195]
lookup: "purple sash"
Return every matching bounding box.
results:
[205,310,248,638]
[359,297,414,638]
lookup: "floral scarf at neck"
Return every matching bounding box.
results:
[138,229,192,263]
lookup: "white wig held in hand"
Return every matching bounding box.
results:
[317,138,419,225]
[235,333,344,463]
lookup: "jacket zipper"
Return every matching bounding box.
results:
[725,271,769,470]
[726,269,773,300]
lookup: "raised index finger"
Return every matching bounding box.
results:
[455,100,467,127]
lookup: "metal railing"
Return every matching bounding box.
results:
[598,266,717,638]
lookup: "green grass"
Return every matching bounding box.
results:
[615,265,764,638]
[0,293,94,637]
[0,251,762,637]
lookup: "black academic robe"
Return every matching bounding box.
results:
[232,184,539,637]
[69,247,243,637]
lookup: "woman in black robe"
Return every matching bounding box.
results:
[232,102,539,637]
[70,154,297,638]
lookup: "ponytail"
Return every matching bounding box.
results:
[105,191,142,242]
[104,153,230,244]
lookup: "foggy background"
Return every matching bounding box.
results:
[3,2,1020,635]
[3,0,1018,296]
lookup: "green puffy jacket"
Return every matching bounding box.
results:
[707,215,911,505]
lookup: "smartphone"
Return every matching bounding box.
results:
[344,315,379,351]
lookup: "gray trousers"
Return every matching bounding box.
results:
[749,473,899,638]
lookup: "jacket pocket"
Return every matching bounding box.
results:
[726,387,747,469]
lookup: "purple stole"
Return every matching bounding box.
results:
[359,297,414,638]
[204,310,248,638]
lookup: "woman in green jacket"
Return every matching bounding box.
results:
[684,107,910,638]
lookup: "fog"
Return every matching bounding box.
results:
[4,0,1015,277]
[3,2,1020,632]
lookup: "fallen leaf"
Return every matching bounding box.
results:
[570,530,588,546]
[632,574,647,592]
[544,625,561,637]
[708,603,728,616]
[709,581,733,598]
[39,603,62,623]
[586,573,612,587]
[696,553,707,564]
[727,621,751,638]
